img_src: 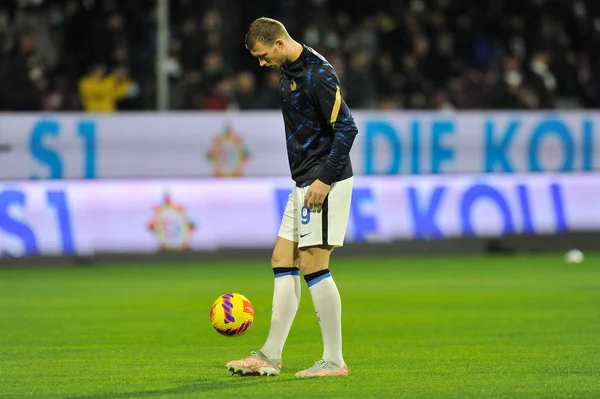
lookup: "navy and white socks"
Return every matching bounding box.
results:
[261,267,345,368]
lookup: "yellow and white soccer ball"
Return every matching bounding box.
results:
[209,293,254,336]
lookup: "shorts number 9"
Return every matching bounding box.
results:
[301,205,311,225]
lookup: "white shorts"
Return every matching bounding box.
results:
[277,177,353,248]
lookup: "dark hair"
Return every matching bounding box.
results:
[245,17,288,49]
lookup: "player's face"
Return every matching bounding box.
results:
[250,40,286,69]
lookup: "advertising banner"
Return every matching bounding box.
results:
[1,173,598,258]
[0,111,597,180]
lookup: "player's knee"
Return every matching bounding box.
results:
[271,238,299,268]
[298,245,333,275]
[271,251,298,268]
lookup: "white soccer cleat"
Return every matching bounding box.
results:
[295,360,348,377]
[225,351,282,376]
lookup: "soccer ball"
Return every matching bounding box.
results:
[564,249,584,264]
[209,292,254,337]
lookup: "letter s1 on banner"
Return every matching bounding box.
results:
[0,112,598,180]
[1,173,599,258]
[0,113,291,180]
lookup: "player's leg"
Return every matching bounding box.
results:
[294,178,353,377]
[295,245,347,377]
[226,192,301,376]
[259,236,301,360]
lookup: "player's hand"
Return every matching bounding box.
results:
[304,179,330,213]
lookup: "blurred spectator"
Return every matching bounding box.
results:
[0,32,47,111]
[78,64,134,112]
[202,78,234,110]
[0,0,599,111]
[490,57,530,109]
[234,71,258,110]
[42,74,80,111]
[344,50,377,108]
[176,16,203,72]
[0,10,13,56]
[256,70,282,109]
[528,51,556,108]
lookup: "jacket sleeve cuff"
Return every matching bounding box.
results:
[317,167,337,186]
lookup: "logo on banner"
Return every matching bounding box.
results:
[148,193,195,251]
[206,125,250,177]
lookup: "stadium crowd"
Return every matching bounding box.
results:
[0,0,599,112]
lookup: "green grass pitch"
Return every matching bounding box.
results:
[1,253,599,398]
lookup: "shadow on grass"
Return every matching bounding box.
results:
[65,375,290,399]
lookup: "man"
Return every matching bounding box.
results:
[225,17,358,378]
[78,64,132,112]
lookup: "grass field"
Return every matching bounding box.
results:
[1,254,599,399]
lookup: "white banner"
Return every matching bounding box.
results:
[0,173,599,258]
[0,111,598,180]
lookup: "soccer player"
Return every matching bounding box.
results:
[225,17,358,378]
